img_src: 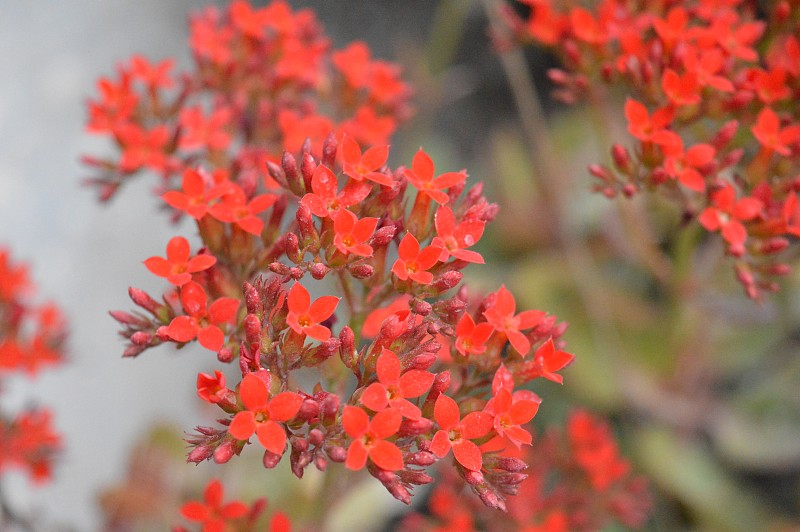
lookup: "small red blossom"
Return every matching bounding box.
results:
[526,338,575,384]
[484,385,540,449]
[178,106,232,152]
[180,478,249,532]
[162,167,232,219]
[624,100,676,145]
[332,209,379,257]
[300,164,371,218]
[662,140,716,192]
[432,206,485,264]
[391,233,443,285]
[228,372,303,454]
[454,313,494,356]
[285,283,339,342]
[360,348,435,419]
[209,185,278,235]
[343,405,404,471]
[698,183,763,251]
[751,107,800,156]
[143,236,217,286]
[361,296,411,338]
[114,123,171,173]
[483,285,545,355]
[340,134,393,186]
[430,394,493,472]
[166,281,239,351]
[196,370,229,404]
[403,149,467,205]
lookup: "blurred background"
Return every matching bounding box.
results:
[1,0,799,530]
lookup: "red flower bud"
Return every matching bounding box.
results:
[213,441,235,464]
[321,132,337,168]
[310,262,329,280]
[262,450,282,469]
[349,264,374,279]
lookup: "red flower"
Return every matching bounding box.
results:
[391,233,443,285]
[340,134,393,186]
[180,478,249,532]
[209,185,278,235]
[483,285,544,355]
[661,69,701,107]
[360,348,434,419]
[661,140,716,192]
[197,370,229,404]
[526,338,575,384]
[332,209,379,257]
[484,368,540,448]
[300,164,371,218]
[130,54,174,90]
[751,107,800,156]
[343,405,404,471]
[698,183,763,251]
[114,123,171,173]
[432,206,485,263]
[285,283,339,342]
[143,236,217,286]
[162,168,232,220]
[454,313,494,356]
[403,149,466,205]
[430,394,493,471]
[228,373,303,455]
[361,296,411,338]
[166,282,239,352]
[624,99,676,145]
[178,106,232,152]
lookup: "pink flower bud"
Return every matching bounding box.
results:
[326,446,347,463]
[213,441,235,464]
[285,232,303,264]
[310,262,329,280]
[187,445,213,463]
[128,287,160,314]
[130,331,151,346]
[349,264,374,279]
[405,451,437,466]
[301,153,316,193]
[369,225,397,247]
[309,428,324,446]
[262,450,282,469]
[243,282,260,315]
[432,271,462,293]
[322,132,337,168]
[412,299,432,316]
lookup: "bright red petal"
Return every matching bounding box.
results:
[361,145,389,171]
[376,348,401,384]
[240,373,269,411]
[308,295,340,322]
[430,429,451,458]
[342,405,369,438]
[398,370,434,398]
[434,394,460,430]
[166,236,190,263]
[268,392,303,422]
[228,410,257,440]
[452,439,483,471]
[369,440,403,471]
[257,420,287,455]
[186,254,217,273]
[143,257,170,277]
[411,149,434,181]
[208,297,240,323]
[166,316,198,343]
[198,325,224,351]
[370,408,402,439]
[181,501,210,522]
[288,283,310,313]
[461,411,493,439]
[361,382,389,411]
[345,439,368,470]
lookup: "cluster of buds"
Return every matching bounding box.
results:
[109,129,575,511]
[83,0,412,202]
[400,409,651,531]
[500,0,800,299]
[0,248,66,484]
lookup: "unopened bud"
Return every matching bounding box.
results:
[130,331,151,346]
[298,398,320,421]
[405,451,437,466]
[326,446,347,463]
[266,161,287,188]
[433,271,462,293]
[262,450,282,469]
[349,264,374,279]
[321,132,338,168]
[315,455,327,471]
[285,233,303,264]
[464,470,484,485]
[243,281,260,315]
[408,352,437,371]
[399,418,434,436]
[339,326,356,368]
[213,441,235,464]
[588,164,610,180]
[282,151,303,196]
[611,144,631,173]
[187,445,213,463]
[310,262,329,280]
[760,237,789,254]
[369,225,397,247]
[768,263,791,276]
[309,428,324,447]
[412,299,432,316]
[296,203,318,242]
[128,287,160,314]
[108,310,141,326]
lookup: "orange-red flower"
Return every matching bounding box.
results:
[340,134,392,186]
[391,233,443,285]
[483,285,544,355]
[343,406,403,471]
[403,149,466,205]
[166,281,239,352]
[180,478,249,532]
[430,394,493,472]
[285,283,339,342]
[143,236,217,286]
[332,209,378,257]
[360,348,434,419]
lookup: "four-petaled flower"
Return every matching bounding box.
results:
[228,372,303,455]
[403,149,466,205]
[180,478,249,532]
[432,206,485,264]
[698,183,763,252]
[143,236,217,286]
[430,394,493,472]
[751,107,800,156]
[166,281,239,351]
[333,209,378,257]
[483,285,544,355]
[300,164,372,218]
[360,348,434,419]
[209,185,278,235]
[285,282,339,342]
[162,167,233,220]
[391,233,442,285]
[454,313,494,356]
[343,405,404,471]
[341,134,393,186]
[525,338,575,385]
[484,368,540,448]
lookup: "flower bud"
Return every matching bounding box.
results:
[262,450,282,469]
[128,287,160,314]
[282,151,303,196]
[411,299,432,316]
[130,331,151,346]
[310,262,329,280]
[266,160,287,188]
[339,326,356,369]
[369,225,397,247]
[405,451,437,466]
[213,441,235,464]
[432,271,462,293]
[321,132,337,168]
[399,418,434,437]
[187,445,213,463]
[243,281,260,315]
[326,445,347,463]
[314,455,327,471]
[349,264,374,279]
[611,144,631,173]
[285,232,303,264]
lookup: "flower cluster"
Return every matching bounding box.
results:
[0,247,66,484]
[83,0,412,203]
[501,0,800,298]
[400,409,651,531]
[110,126,575,510]
[174,478,289,532]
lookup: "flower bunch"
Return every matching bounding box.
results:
[174,478,288,532]
[0,248,66,484]
[501,0,800,298]
[83,0,412,203]
[109,126,574,512]
[400,409,651,531]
